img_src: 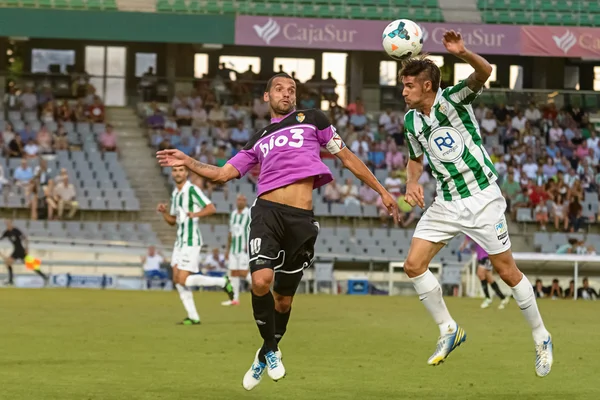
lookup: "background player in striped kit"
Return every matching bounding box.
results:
[400,30,553,376]
[222,194,251,306]
[156,165,234,325]
[460,235,509,309]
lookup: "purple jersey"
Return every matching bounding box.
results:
[467,236,488,260]
[227,109,345,196]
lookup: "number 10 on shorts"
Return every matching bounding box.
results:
[249,238,262,255]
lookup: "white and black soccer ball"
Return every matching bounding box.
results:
[382,19,424,60]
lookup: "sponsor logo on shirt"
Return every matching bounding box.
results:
[428,126,465,163]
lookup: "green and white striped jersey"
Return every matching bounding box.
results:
[229,207,250,255]
[404,80,498,201]
[169,180,212,248]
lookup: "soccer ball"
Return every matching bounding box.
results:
[382,19,424,60]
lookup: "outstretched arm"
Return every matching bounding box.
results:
[157,149,240,184]
[443,30,492,92]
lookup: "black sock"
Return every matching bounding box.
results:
[34,270,48,280]
[490,282,506,300]
[252,290,277,361]
[481,280,490,299]
[7,266,13,283]
[274,308,292,344]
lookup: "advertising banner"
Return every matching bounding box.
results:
[235,16,521,54]
[521,26,600,59]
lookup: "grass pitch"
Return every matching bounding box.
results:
[0,288,598,400]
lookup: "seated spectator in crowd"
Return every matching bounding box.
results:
[568,178,584,202]
[230,121,250,148]
[88,96,105,123]
[57,100,74,123]
[2,122,16,151]
[533,279,547,298]
[191,103,208,130]
[349,109,368,133]
[346,97,364,116]
[350,133,369,154]
[564,280,575,298]
[214,145,229,168]
[511,109,527,132]
[251,97,270,128]
[54,175,78,219]
[43,179,58,220]
[509,187,530,221]
[4,86,19,110]
[147,107,166,131]
[552,194,567,231]
[40,102,55,124]
[227,103,245,126]
[340,178,360,207]
[548,120,563,143]
[386,146,404,172]
[324,180,342,204]
[37,126,54,155]
[368,142,385,169]
[54,125,69,151]
[480,110,497,136]
[74,98,88,122]
[522,156,538,180]
[195,141,214,165]
[19,87,38,111]
[175,136,194,157]
[208,103,226,126]
[19,123,36,144]
[8,134,24,158]
[23,138,39,159]
[534,200,549,231]
[13,158,33,188]
[384,170,402,197]
[359,184,378,206]
[299,93,316,109]
[99,125,117,152]
[141,246,167,289]
[203,247,226,271]
[566,197,585,232]
[548,279,563,299]
[577,277,598,300]
[378,108,402,140]
[174,101,192,127]
[213,121,230,144]
[164,116,178,135]
[525,102,541,126]
[0,164,8,192]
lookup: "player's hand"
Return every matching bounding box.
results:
[405,181,425,209]
[156,149,189,167]
[187,212,199,219]
[156,203,167,213]
[381,191,400,224]
[224,252,229,262]
[442,30,467,56]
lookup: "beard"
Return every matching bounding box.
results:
[271,100,295,116]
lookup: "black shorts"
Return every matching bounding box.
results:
[11,247,26,262]
[248,198,319,296]
[478,257,492,271]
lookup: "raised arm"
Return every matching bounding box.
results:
[157,149,240,184]
[442,30,492,95]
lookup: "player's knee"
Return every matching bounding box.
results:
[403,257,426,277]
[273,293,292,313]
[251,271,273,295]
[490,256,521,286]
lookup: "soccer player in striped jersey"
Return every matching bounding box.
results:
[156,165,234,325]
[222,194,251,306]
[400,30,552,377]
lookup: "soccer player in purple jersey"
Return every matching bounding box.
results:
[157,73,399,390]
[460,236,509,310]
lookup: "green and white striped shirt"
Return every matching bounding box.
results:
[404,80,498,201]
[170,180,212,248]
[229,207,250,255]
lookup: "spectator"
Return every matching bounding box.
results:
[27,180,40,220]
[208,103,226,126]
[566,197,585,232]
[522,156,538,180]
[548,279,563,299]
[376,194,398,228]
[43,179,58,220]
[203,247,226,271]
[548,120,563,143]
[214,145,229,168]
[174,100,192,127]
[346,97,364,116]
[534,200,549,231]
[147,106,166,131]
[36,126,54,155]
[227,103,245,125]
[542,157,558,181]
[355,143,369,165]
[384,170,402,197]
[19,87,38,111]
[251,97,270,128]
[23,138,39,159]
[13,158,33,188]
[533,279,546,298]
[8,134,24,158]
[556,238,578,254]
[141,246,167,288]
[40,102,55,124]
[54,175,78,219]
[54,125,69,151]
[140,68,158,102]
[214,121,230,144]
[552,194,567,231]
[175,136,194,157]
[164,116,178,135]
[567,179,584,203]
[510,187,530,221]
[524,102,541,125]
[2,122,16,153]
[350,133,369,154]
[564,280,575,299]
[578,278,598,300]
[56,100,74,123]
[386,146,405,172]
[359,184,378,206]
[480,110,497,136]
[4,86,19,110]
[99,124,117,152]
[349,109,368,133]
[230,121,250,148]
[378,108,401,139]
[367,141,385,169]
[74,98,88,122]
[324,180,342,204]
[88,96,105,123]
[0,164,8,193]
[299,92,316,109]
[494,103,510,134]
[191,102,208,130]
[19,123,36,143]
[340,178,360,207]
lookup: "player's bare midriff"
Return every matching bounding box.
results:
[259,176,315,210]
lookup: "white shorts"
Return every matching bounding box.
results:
[171,246,201,273]
[414,183,511,255]
[228,252,249,271]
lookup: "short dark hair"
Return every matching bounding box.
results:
[398,55,441,92]
[265,73,294,92]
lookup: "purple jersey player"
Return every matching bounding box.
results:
[157,73,399,391]
[461,235,508,309]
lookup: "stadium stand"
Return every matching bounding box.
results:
[478,0,600,26]
[1,0,118,10]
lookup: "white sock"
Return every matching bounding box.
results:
[510,274,549,343]
[176,283,200,321]
[410,270,456,335]
[231,276,241,301]
[185,274,226,288]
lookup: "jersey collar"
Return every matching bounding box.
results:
[415,88,443,117]
[270,109,296,124]
[176,180,191,194]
